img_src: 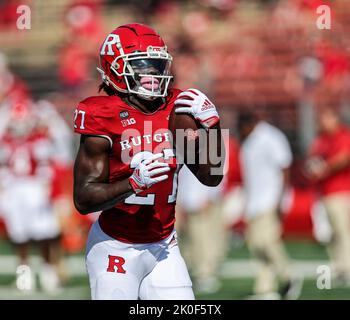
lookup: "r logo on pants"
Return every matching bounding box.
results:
[107,255,126,274]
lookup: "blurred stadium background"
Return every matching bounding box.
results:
[1,0,350,299]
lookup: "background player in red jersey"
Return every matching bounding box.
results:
[306,107,350,285]
[73,23,224,300]
[0,98,65,293]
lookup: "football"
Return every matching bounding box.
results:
[168,105,199,141]
[168,104,200,164]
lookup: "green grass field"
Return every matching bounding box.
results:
[0,238,349,300]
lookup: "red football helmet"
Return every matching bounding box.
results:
[97,23,173,100]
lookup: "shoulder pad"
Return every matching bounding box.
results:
[74,96,125,143]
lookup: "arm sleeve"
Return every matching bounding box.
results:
[74,102,114,147]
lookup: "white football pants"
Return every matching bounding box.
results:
[86,221,194,300]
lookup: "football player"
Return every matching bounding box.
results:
[73,23,224,300]
[0,98,63,293]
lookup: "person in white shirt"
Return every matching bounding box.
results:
[238,111,302,300]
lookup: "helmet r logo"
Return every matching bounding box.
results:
[100,34,120,56]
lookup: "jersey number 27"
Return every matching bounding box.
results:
[125,150,180,205]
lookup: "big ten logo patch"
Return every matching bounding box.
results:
[121,118,136,127]
[107,255,126,274]
[120,110,136,127]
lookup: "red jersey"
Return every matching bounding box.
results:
[74,89,182,243]
[0,130,53,180]
[310,126,350,195]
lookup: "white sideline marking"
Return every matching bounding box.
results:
[0,255,329,279]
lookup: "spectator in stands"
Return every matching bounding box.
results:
[0,0,23,30]
[238,110,303,300]
[306,107,350,286]
[59,0,105,91]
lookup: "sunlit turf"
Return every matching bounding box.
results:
[227,235,329,260]
[0,275,349,300]
[196,278,350,300]
[0,236,329,260]
[1,238,348,300]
